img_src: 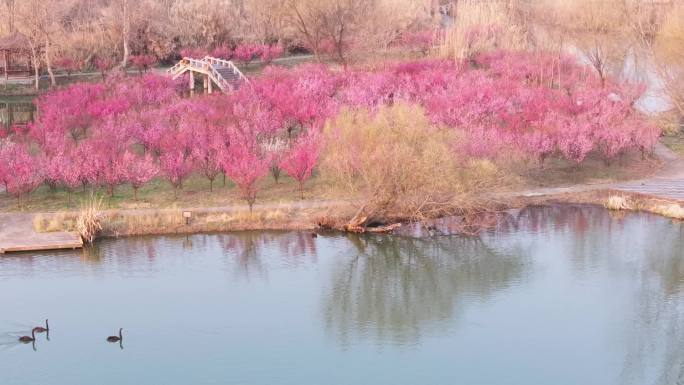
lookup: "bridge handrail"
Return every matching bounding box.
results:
[204,56,250,84]
[167,61,183,74]
[208,65,229,92]
[168,56,249,93]
[183,57,208,70]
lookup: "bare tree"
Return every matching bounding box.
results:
[15,0,63,88]
[286,0,327,60]
[653,3,684,118]
[2,0,15,33]
[122,0,129,67]
[243,0,289,44]
[170,0,243,48]
[526,0,633,87]
[288,0,423,65]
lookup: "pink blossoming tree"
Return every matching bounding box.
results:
[279,132,320,199]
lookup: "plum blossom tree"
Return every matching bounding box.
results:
[211,45,232,60]
[233,43,261,63]
[260,44,284,64]
[279,132,320,199]
[130,54,157,74]
[221,142,270,212]
[160,150,193,198]
[191,128,224,191]
[121,152,158,200]
[57,152,82,206]
[54,56,80,77]
[94,56,114,80]
[180,47,206,59]
[0,144,40,202]
[0,51,663,208]
[263,137,288,184]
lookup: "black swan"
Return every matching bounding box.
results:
[107,328,123,342]
[18,329,36,343]
[34,319,49,333]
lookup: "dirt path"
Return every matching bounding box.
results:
[516,143,684,201]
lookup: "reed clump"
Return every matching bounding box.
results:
[604,195,631,211]
[76,195,104,243]
[649,203,684,220]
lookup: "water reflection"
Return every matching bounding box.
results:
[495,205,684,385]
[0,97,34,130]
[217,231,319,279]
[1,206,684,385]
[324,234,527,346]
[218,233,269,279]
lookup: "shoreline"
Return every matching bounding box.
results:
[5,140,684,247]
[24,188,684,242]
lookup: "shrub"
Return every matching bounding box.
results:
[321,103,470,221]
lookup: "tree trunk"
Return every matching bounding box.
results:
[6,0,15,33]
[121,0,129,69]
[28,40,39,90]
[45,34,56,87]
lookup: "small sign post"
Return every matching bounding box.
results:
[183,211,192,225]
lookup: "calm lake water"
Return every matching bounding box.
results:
[1,205,683,385]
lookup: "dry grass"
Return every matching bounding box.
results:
[648,203,684,220]
[33,212,77,233]
[661,133,684,158]
[604,195,630,210]
[100,205,324,236]
[76,195,104,243]
[439,0,528,61]
[32,201,344,238]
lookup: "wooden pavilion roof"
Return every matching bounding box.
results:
[0,32,33,52]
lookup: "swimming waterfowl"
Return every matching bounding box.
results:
[34,319,49,333]
[18,328,36,343]
[107,328,123,342]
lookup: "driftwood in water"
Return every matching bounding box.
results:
[318,213,402,234]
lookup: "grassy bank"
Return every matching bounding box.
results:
[32,199,357,238]
[0,174,345,212]
[27,185,684,241]
[4,147,667,240]
[521,189,684,222]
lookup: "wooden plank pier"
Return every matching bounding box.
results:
[0,213,83,254]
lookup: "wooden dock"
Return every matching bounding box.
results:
[0,213,83,254]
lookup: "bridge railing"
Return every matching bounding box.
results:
[168,56,248,92]
[208,65,229,92]
[204,56,250,84]
[167,61,183,74]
